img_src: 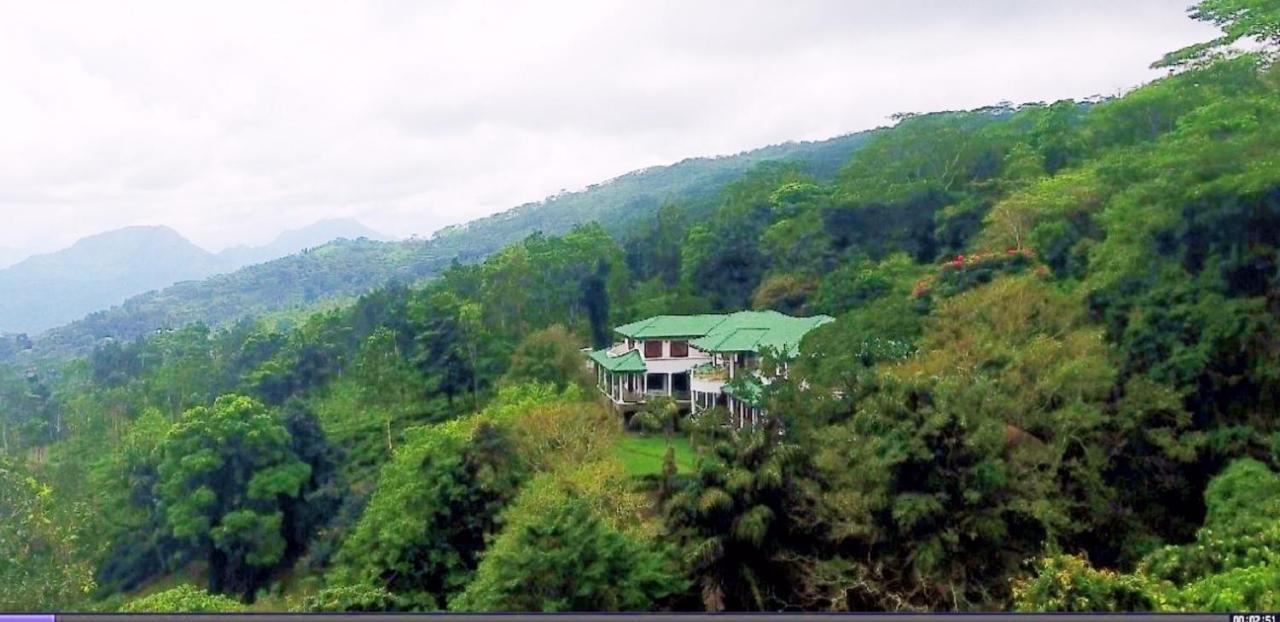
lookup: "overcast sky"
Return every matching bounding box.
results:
[0,1,1216,256]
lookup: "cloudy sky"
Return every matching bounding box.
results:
[0,1,1216,257]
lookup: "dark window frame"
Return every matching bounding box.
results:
[672,372,690,392]
[670,339,689,358]
[644,340,663,358]
[646,373,666,391]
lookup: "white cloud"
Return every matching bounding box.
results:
[0,0,1217,253]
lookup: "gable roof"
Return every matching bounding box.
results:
[611,310,833,356]
[613,314,728,339]
[689,310,833,356]
[587,348,646,373]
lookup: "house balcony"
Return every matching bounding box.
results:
[600,385,646,403]
[690,363,727,394]
[690,364,728,381]
[643,388,691,401]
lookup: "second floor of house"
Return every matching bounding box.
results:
[588,309,833,384]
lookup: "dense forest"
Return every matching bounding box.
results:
[3,1,1280,612]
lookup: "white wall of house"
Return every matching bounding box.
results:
[595,337,711,406]
[596,336,776,424]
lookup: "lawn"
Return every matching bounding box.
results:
[613,433,696,477]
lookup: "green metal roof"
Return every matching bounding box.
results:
[614,311,833,356]
[613,314,728,339]
[689,311,833,356]
[587,348,646,373]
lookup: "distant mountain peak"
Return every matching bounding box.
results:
[0,225,223,334]
[0,218,393,335]
[215,218,390,269]
[272,218,389,245]
[66,224,188,246]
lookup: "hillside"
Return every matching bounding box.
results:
[0,219,390,336]
[0,226,227,334]
[24,238,441,360]
[424,133,875,263]
[216,218,392,267]
[4,2,1280,612]
[2,132,873,360]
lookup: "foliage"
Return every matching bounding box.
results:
[1017,459,1280,612]
[298,584,404,612]
[155,395,312,598]
[1012,555,1159,612]
[118,585,247,613]
[451,474,684,611]
[501,324,593,391]
[663,420,817,611]
[4,17,1280,613]
[1157,0,1280,68]
[0,456,96,611]
[508,397,618,473]
[327,385,563,609]
[909,248,1041,300]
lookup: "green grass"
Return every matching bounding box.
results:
[613,433,696,477]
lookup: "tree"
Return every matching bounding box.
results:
[328,387,555,609]
[451,478,684,612]
[750,273,816,315]
[92,408,179,596]
[624,203,687,285]
[629,396,682,443]
[119,585,246,613]
[581,259,613,348]
[1016,459,1280,612]
[1156,0,1280,68]
[156,395,311,599]
[681,163,807,310]
[0,457,95,611]
[663,418,816,611]
[502,325,592,391]
[411,290,487,409]
[354,327,427,451]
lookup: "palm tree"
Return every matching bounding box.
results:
[629,396,682,443]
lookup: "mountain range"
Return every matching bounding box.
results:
[0,131,872,359]
[0,218,388,335]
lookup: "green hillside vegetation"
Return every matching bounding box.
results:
[2,1,1280,612]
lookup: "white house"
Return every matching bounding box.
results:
[586,310,833,428]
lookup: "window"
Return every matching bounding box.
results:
[646,373,666,392]
[672,372,689,393]
[670,339,689,357]
[644,340,663,358]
